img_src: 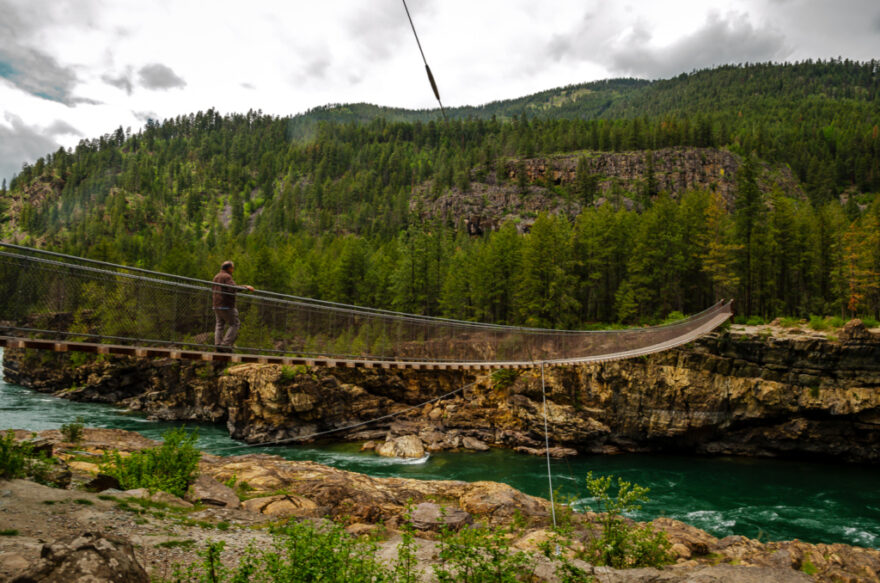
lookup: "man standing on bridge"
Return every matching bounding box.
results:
[212,260,254,352]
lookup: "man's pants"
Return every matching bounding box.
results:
[214,308,240,347]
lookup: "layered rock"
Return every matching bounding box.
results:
[4,324,880,462]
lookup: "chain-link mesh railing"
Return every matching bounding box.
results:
[0,243,732,365]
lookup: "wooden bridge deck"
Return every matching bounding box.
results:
[0,336,520,371]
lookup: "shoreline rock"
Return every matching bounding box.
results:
[1,428,878,583]
[5,325,880,463]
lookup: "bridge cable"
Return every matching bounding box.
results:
[401,0,448,121]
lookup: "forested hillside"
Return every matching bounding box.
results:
[1,60,878,326]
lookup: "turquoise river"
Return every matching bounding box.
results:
[1,351,878,549]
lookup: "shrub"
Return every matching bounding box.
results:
[745,315,765,326]
[167,520,394,582]
[583,472,673,569]
[60,417,85,443]
[808,316,830,331]
[0,430,57,485]
[280,365,297,382]
[777,316,802,328]
[490,369,520,390]
[862,317,879,328]
[828,316,845,327]
[434,521,534,583]
[100,427,201,498]
[0,431,27,479]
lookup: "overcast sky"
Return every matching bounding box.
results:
[1,0,879,184]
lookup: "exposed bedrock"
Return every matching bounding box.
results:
[4,322,880,462]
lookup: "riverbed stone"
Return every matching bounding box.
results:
[376,435,425,458]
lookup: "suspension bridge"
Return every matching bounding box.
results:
[0,243,733,370]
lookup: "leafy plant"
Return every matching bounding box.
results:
[100,427,201,498]
[0,430,55,484]
[0,430,27,479]
[166,520,394,582]
[60,417,85,443]
[434,521,533,583]
[582,472,673,569]
[490,369,520,390]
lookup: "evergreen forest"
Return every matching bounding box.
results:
[2,60,879,327]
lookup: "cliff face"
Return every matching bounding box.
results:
[409,148,803,233]
[4,325,880,462]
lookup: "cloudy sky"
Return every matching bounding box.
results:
[1,0,879,184]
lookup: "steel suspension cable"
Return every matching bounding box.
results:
[401,0,448,121]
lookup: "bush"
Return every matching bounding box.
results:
[60,417,85,443]
[745,315,765,326]
[808,315,830,331]
[582,472,673,569]
[862,317,879,328]
[167,520,394,583]
[0,430,56,484]
[434,521,534,583]
[0,431,27,479]
[280,365,297,382]
[100,427,201,498]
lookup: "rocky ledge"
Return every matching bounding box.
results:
[1,428,878,582]
[4,321,880,462]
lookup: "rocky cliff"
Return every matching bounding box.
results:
[4,322,880,463]
[409,147,803,232]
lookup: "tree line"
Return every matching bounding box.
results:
[2,61,879,326]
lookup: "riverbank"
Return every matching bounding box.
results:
[2,427,879,582]
[5,322,880,463]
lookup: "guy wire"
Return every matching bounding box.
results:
[401,0,448,121]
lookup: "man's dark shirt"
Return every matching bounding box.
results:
[212,270,238,309]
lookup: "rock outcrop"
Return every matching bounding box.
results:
[5,325,879,462]
[10,531,149,583]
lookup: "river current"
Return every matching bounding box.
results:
[1,349,878,548]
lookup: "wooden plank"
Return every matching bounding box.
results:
[54,343,68,352]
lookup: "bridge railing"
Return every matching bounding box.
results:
[0,243,732,365]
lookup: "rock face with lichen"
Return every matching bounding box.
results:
[4,324,880,462]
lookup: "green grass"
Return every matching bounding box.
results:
[73,498,94,505]
[0,529,19,536]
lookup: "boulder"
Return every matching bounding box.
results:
[461,436,490,451]
[10,531,148,583]
[375,435,425,458]
[185,475,240,508]
[241,494,319,518]
[409,502,472,531]
[459,481,549,522]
